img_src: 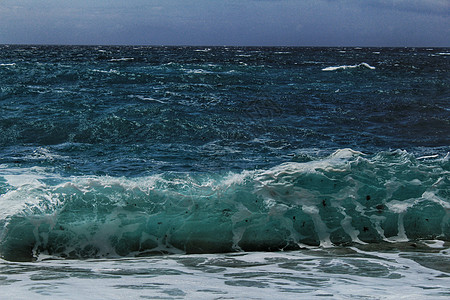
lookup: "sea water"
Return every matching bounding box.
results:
[0,46,449,298]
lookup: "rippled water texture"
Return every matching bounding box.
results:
[0,46,448,175]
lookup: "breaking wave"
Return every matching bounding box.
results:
[1,149,448,261]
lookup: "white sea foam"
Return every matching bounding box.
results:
[437,52,450,56]
[0,166,62,218]
[109,57,134,62]
[184,68,212,74]
[322,63,376,71]
[193,48,211,52]
[423,240,446,248]
[0,63,16,67]
[417,154,439,160]
[1,249,448,300]
[133,95,167,104]
[91,68,120,74]
[28,147,67,161]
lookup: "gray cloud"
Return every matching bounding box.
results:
[368,0,450,16]
[0,0,448,46]
[322,0,450,16]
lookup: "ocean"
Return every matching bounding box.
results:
[0,45,449,299]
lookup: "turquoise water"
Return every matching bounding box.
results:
[0,149,449,261]
[0,46,449,298]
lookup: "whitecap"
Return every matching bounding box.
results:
[184,68,212,74]
[322,63,376,71]
[0,63,16,67]
[423,240,445,248]
[134,95,167,104]
[193,48,211,52]
[91,69,120,74]
[417,154,439,160]
[109,57,134,62]
[437,52,450,56]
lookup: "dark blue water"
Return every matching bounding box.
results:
[0,46,449,261]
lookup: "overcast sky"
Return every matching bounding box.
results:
[0,0,449,46]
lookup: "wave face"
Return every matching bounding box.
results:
[1,150,448,261]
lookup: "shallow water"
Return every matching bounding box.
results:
[1,245,449,299]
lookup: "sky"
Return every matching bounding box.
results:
[0,0,449,47]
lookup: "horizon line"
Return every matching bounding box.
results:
[1,43,449,49]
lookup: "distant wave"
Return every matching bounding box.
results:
[193,48,212,52]
[133,95,167,104]
[322,63,376,71]
[109,58,135,62]
[90,69,121,76]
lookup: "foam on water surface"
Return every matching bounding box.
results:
[322,62,376,71]
[0,246,448,299]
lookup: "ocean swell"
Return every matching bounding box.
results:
[0,149,448,261]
